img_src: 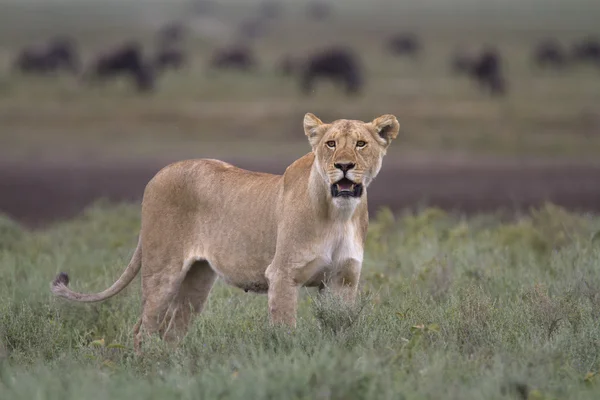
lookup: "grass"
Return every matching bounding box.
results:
[1,202,600,398]
[1,0,600,162]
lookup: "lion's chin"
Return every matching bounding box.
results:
[330,177,363,198]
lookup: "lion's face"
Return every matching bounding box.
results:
[304,113,399,202]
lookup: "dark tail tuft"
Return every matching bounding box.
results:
[53,272,70,287]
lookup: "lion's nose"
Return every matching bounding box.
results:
[334,163,355,173]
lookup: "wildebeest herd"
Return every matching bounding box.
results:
[13,23,188,93]
[10,1,600,97]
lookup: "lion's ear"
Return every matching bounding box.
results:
[304,112,325,147]
[371,114,399,147]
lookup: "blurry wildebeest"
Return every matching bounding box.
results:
[452,47,506,96]
[14,37,80,75]
[86,43,154,92]
[386,33,421,58]
[153,46,187,73]
[259,1,282,19]
[571,37,600,65]
[301,47,363,96]
[209,45,257,71]
[533,39,568,69]
[307,1,332,21]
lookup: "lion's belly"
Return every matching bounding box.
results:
[210,262,271,293]
[220,275,270,293]
[204,248,274,294]
[199,218,363,293]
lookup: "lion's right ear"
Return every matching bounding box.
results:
[304,113,325,147]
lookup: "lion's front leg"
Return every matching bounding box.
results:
[324,259,362,304]
[265,263,300,327]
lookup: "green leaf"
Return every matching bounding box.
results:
[584,371,597,385]
[107,343,127,350]
[90,339,105,347]
[102,360,117,370]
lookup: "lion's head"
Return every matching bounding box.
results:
[303,113,399,203]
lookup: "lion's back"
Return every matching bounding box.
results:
[142,158,282,222]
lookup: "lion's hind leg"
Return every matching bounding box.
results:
[134,266,182,352]
[133,316,143,354]
[163,260,217,342]
[134,259,216,352]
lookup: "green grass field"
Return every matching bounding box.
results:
[1,203,600,399]
[1,0,600,163]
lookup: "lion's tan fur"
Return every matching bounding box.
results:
[50,113,399,352]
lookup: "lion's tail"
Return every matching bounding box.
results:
[50,238,142,303]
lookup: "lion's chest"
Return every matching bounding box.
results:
[301,222,363,287]
[318,221,364,269]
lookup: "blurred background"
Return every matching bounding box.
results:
[0,0,599,226]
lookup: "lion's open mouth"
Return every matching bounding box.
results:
[331,178,363,198]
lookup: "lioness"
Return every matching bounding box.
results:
[51,113,399,351]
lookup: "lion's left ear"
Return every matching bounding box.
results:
[370,114,399,147]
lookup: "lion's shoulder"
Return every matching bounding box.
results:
[282,153,314,186]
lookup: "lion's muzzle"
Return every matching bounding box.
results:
[331,177,363,198]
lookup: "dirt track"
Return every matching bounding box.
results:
[1,158,600,227]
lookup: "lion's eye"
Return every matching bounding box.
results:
[356,141,366,148]
[326,141,336,148]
